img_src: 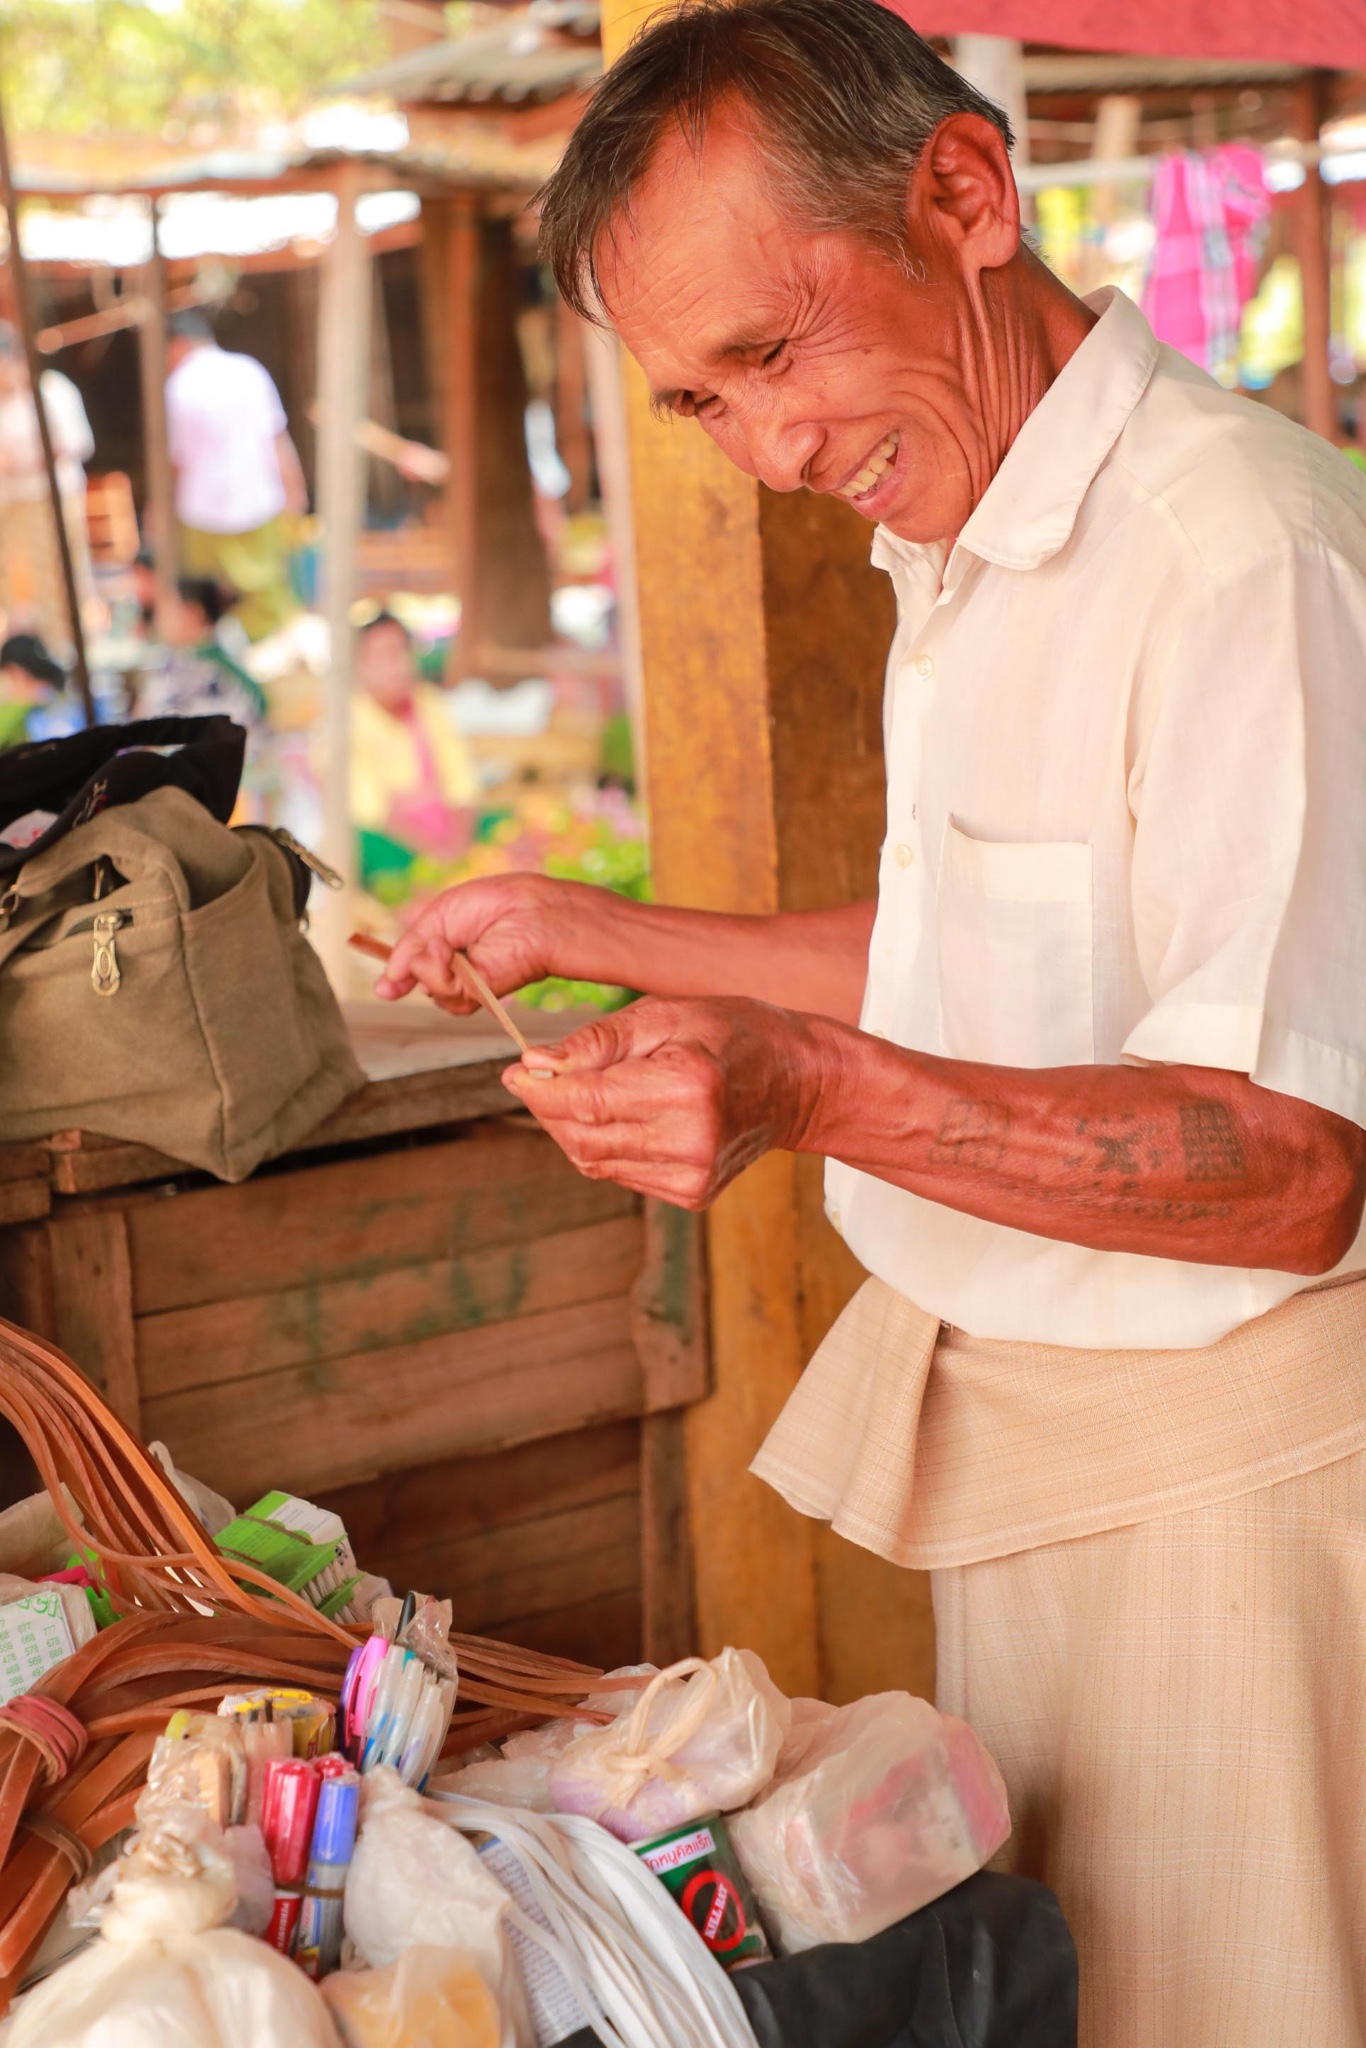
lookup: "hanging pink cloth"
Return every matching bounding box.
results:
[1141,146,1270,383]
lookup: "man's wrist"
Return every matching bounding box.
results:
[781,1011,862,1156]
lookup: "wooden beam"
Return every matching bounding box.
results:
[47,1212,141,1434]
[602,0,934,1704]
[1294,74,1336,445]
[137,201,178,627]
[313,162,372,989]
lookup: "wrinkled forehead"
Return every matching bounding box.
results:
[594,110,814,376]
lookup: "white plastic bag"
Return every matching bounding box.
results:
[435,1670,658,1813]
[730,1692,1011,1952]
[343,1769,522,2047]
[547,1650,790,1843]
[9,1816,337,2048]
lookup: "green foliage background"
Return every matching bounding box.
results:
[0,0,380,137]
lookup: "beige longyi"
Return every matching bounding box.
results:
[752,1270,1366,1569]
[934,1451,1366,2047]
[752,1272,1366,2046]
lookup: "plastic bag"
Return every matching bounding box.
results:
[343,1769,521,2047]
[322,1944,501,2048]
[548,1649,790,1843]
[729,1692,1011,1953]
[9,1811,337,2048]
[433,1669,659,1813]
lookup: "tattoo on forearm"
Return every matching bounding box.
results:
[1180,1101,1247,1182]
[930,1100,1010,1170]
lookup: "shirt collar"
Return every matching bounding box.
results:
[871,287,1160,585]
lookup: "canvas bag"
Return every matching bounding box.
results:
[0,783,364,1182]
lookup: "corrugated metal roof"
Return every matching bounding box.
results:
[344,1,601,107]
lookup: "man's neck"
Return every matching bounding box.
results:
[886,251,1098,551]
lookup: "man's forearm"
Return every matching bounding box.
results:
[792,1021,1366,1273]
[542,884,876,1024]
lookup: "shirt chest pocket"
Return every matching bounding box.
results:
[936,820,1095,1067]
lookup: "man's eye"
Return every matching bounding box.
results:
[762,340,789,369]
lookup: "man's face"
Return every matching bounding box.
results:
[595,104,1018,545]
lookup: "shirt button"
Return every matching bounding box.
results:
[894,843,913,868]
[913,655,935,679]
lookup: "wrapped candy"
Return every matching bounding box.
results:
[729,1692,1010,1952]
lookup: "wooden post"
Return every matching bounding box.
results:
[427,195,551,678]
[436,194,479,675]
[313,162,372,991]
[580,319,646,782]
[1294,74,1336,444]
[555,296,592,512]
[137,198,178,628]
[601,0,935,1704]
[0,83,93,721]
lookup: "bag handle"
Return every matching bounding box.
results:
[596,1657,722,1806]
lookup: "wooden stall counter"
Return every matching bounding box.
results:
[0,1004,707,1673]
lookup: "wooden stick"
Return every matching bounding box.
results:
[348,930,533,1057]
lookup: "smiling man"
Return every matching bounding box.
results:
[379,4,1366,2038]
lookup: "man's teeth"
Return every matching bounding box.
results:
[837,432,899,501]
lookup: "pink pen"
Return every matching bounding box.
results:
[348,1636,388,1762]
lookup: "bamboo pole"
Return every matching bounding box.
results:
[137,199,178,630]
[1294,74,1336,445]
[0,82,94,722]
[312,161,371,992]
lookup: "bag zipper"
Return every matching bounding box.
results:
[263,828,343,891]
[90,909,128,996]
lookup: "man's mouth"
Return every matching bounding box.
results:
[834,431,900,504]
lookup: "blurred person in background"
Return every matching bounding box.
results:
[352,609,477,875]
[0,632,64,748]
[0,324,95,655]
[165,311,305,642]
[136,576,267,737]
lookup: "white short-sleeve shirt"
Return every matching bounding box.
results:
[166,344,288,535]
[828,287,1366,1350]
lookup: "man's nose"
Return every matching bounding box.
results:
[744,414,825,494]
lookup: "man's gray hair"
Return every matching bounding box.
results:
[538,0,1013,321]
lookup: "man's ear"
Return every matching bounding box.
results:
[905,112,1020,275]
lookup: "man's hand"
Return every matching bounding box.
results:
[502,995,823,1208]
[377,874,615,1017]
[373,878,877,1024]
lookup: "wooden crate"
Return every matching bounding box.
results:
[0,1032,707,1669]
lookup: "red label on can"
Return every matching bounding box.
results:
[681,1867,749,1954]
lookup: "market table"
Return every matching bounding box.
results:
[0,1001,707,1673]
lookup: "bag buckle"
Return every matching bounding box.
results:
[90,911,125,997]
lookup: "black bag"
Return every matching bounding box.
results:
[0,716,246,878]
[561,1872,1077,2048]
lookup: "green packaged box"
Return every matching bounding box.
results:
[633,1812,772,1971]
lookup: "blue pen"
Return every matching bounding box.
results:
[376,1653,424,1770]
[359,1645,406,1772]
